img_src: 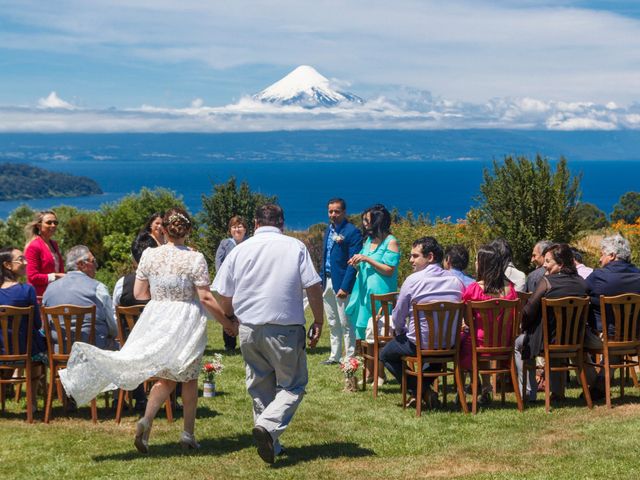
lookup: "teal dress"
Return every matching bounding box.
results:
[346,235,400,340]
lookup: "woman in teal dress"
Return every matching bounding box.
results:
[346,204,400,382]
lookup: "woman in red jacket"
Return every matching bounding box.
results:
[24,210,65,296]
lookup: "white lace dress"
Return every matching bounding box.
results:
[59,245,211,405]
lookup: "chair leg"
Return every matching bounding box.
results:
[401,361,407,410]
[620,365,625,399]
[45,366,56,424]
[501,372,506,405]
[56,379,64,403]
[454,363,469,414]
[25,367,33,424]
[115,388,126,424]
[630,357,639,388]
[416,368,422,418]
[544,357,551,413]
[91,398,98,424]
[510,360,523,412]
[471,363,478,415]
[372,347,379,398]
[604,353,612,408]
[578,364,593,409]
[165,397,174,423]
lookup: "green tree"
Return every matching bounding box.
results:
[611,191,640,224]
[478,155,581,271]
[574,202,608,230]
[197,177,276,269]
[0,205,35,248]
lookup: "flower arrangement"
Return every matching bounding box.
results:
[340,356,363,379]
[202,353,224,383]
[340,356,363,392]
[332,233,345,243]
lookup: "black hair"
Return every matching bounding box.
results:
[362,204,391,240]
[255,204,285,229]
[543,243,577,275]
[413,236,444,263]
[131,232,159,264]
[0,246,19,285]
[476,244,507,295]
[489,238,513,272]
[143,212,164,234]
[570,247,584,264]
[444,244,469,270]
[327,198,346,211]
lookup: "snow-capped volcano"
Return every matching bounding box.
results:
[254,65,363,108]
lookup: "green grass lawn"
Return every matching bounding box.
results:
[3,319,640,480]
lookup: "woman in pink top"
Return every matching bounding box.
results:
[459,244,517,404]
[24,210,65,297]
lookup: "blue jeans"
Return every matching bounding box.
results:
[380,333,443,397]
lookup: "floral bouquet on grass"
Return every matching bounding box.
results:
[340,356,363,392]
[202,353,224,383]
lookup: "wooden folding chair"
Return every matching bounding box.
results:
[586,293,640,408]
[523,296,592,412]
[114,305,173,423]
[465,298,523,414]
[402,301,467,416]
[41,304,97,423]
[358,292,397,398]
[0,305,42,423]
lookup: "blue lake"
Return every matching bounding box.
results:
[1,130,639,229]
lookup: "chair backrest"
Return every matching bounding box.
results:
[42,304,96,356]
[465,299,519,355]
[370,292,398,344]
[517,291,532,308]
[599,294,640,346]
[412,301,465,360]
[0,305,34,360]
[115,304,145,345]
[541,296,589,350]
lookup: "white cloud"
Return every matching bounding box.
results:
[2,91,639,133]
[37,91,75,110]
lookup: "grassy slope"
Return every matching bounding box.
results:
[2,317,640,480]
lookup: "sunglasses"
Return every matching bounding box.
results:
[43,220,59,226]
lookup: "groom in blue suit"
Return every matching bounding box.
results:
[320,198,363,364]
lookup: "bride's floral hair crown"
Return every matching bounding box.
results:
[168,212,191,226]
[163,208,192,239]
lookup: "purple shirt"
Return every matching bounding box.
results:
[392,264,464,345]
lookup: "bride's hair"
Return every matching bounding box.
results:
[163,208,192,239]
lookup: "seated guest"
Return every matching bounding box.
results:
[43,245,118,350]
[380,237,464,407]
[490,238,525,292]
[459,244,518,405]
[515,243,587,402]
[571,247,593,280]
[584,235,640,396]
[443,244,475,287]
[586,234,640,337]
[113,233,158,308]
[525,240,552,293]
[0,247,46,408]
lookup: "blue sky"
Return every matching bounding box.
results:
[0,1,639,132]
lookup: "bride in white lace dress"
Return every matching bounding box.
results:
[59,208,237,453]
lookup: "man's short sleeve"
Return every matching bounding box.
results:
[211,250,236,296]
[299,243,321,288]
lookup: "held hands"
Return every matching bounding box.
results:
[307,322,323,348]
[336,289,348,299]
[222,315,239,337]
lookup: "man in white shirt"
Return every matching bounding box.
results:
[212,204,324,464]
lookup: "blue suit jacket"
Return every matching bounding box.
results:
[320,219,363,294]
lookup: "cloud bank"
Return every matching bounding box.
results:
[1,90,639,133]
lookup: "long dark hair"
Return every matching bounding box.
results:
[543,243,577,275]
[362,204,391,240]
[0,247,18,285]
[142,212,164,234]
[476,244,507,295]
